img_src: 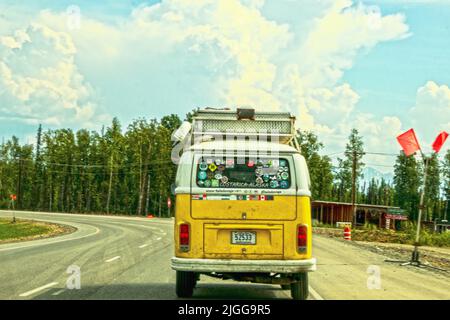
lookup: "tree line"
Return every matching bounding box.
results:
[0,115,181,216]
[298,129,450,222]
[0,114,449,221]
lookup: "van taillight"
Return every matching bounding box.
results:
[297,225,307,253]
[179,223,190,252]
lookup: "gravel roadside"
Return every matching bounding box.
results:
[313,227,450,273]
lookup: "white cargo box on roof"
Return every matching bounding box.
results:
[191,108,300,150]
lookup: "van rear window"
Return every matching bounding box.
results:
[196,157,291,189]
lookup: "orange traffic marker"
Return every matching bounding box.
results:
[344,226,351,241]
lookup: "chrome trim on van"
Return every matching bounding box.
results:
[171,257,317,273]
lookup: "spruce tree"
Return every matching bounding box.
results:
[424,154,441,221]
[296,131,334,200]
[442,149,450,220]
[336,129,365,202]
[393,151,421,220]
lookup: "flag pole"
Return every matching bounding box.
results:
[386,131,447,272]
[412,151,428,262]
[385,152,447,271]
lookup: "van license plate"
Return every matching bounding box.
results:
[231,231,256,245]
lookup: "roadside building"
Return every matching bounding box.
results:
[311,200,408,230]
[433,220,450,233]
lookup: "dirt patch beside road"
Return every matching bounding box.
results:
[313,227,450,273]
[349,240,450,272]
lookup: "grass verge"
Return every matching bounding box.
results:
[0,217,76,244]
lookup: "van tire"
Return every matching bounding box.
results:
[280,284,290,290]
[291,273,309,300]
[176,271,195,298]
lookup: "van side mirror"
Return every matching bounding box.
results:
[170,183,177,196]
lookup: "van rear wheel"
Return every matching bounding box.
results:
[290,273,309,300]
[176,271,195,298]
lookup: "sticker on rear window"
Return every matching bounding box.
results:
[196,157,291,189]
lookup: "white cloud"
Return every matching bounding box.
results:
[299,0,410,87]
[0,23,110,129]
[0,0,417,168]
[410,81,450,153]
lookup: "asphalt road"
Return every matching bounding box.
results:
[0,210,448,300]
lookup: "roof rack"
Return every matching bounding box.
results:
[191,108,300,150]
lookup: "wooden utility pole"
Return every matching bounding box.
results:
[445,198,449,221]
[158,192,162,218]
[137,140,143,215]
[106,154,113,214]
[415,156,428,246]
[145,173,151,215]
[351,150,357,227]
[17,158,23,210]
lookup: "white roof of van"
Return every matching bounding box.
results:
[189,140,299,153]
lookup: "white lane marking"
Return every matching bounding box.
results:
[19,282,58,297]
[105,256,121,263]
[0,210,174,224]
[309,286,324,300]
[0,226,100,253]
[155,237,162,241]
[138,244,150,249]
[112,222,166,235]
[52,289,65,296]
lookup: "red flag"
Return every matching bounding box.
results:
[432,131,449,153]
[397,129,421,156]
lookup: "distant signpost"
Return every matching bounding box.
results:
[386,208,408,221]
[387,208,406,215]
[167,197,172,217]
[9,194,17,223]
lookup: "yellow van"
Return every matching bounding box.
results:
[171,109,316,300]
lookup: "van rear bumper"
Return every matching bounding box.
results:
[171,257,316,273]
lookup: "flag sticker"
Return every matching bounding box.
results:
[191,194,274,201]
[225,159,235,168]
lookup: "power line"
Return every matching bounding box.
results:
[1,158,174,168]
[43,166,176,175]
[365,152,398,157]
[323,151,344,157]
[0,150,403,168]
[365,163,395,168]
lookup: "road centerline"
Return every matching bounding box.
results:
[105,256,121,263]
[19,282,59,297]
[52,289,66,296]
[309,286,324,300]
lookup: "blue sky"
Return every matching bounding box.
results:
[345,1,450,117]
[0,0,449,171]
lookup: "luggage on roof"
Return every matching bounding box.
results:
[191,108,298,148]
